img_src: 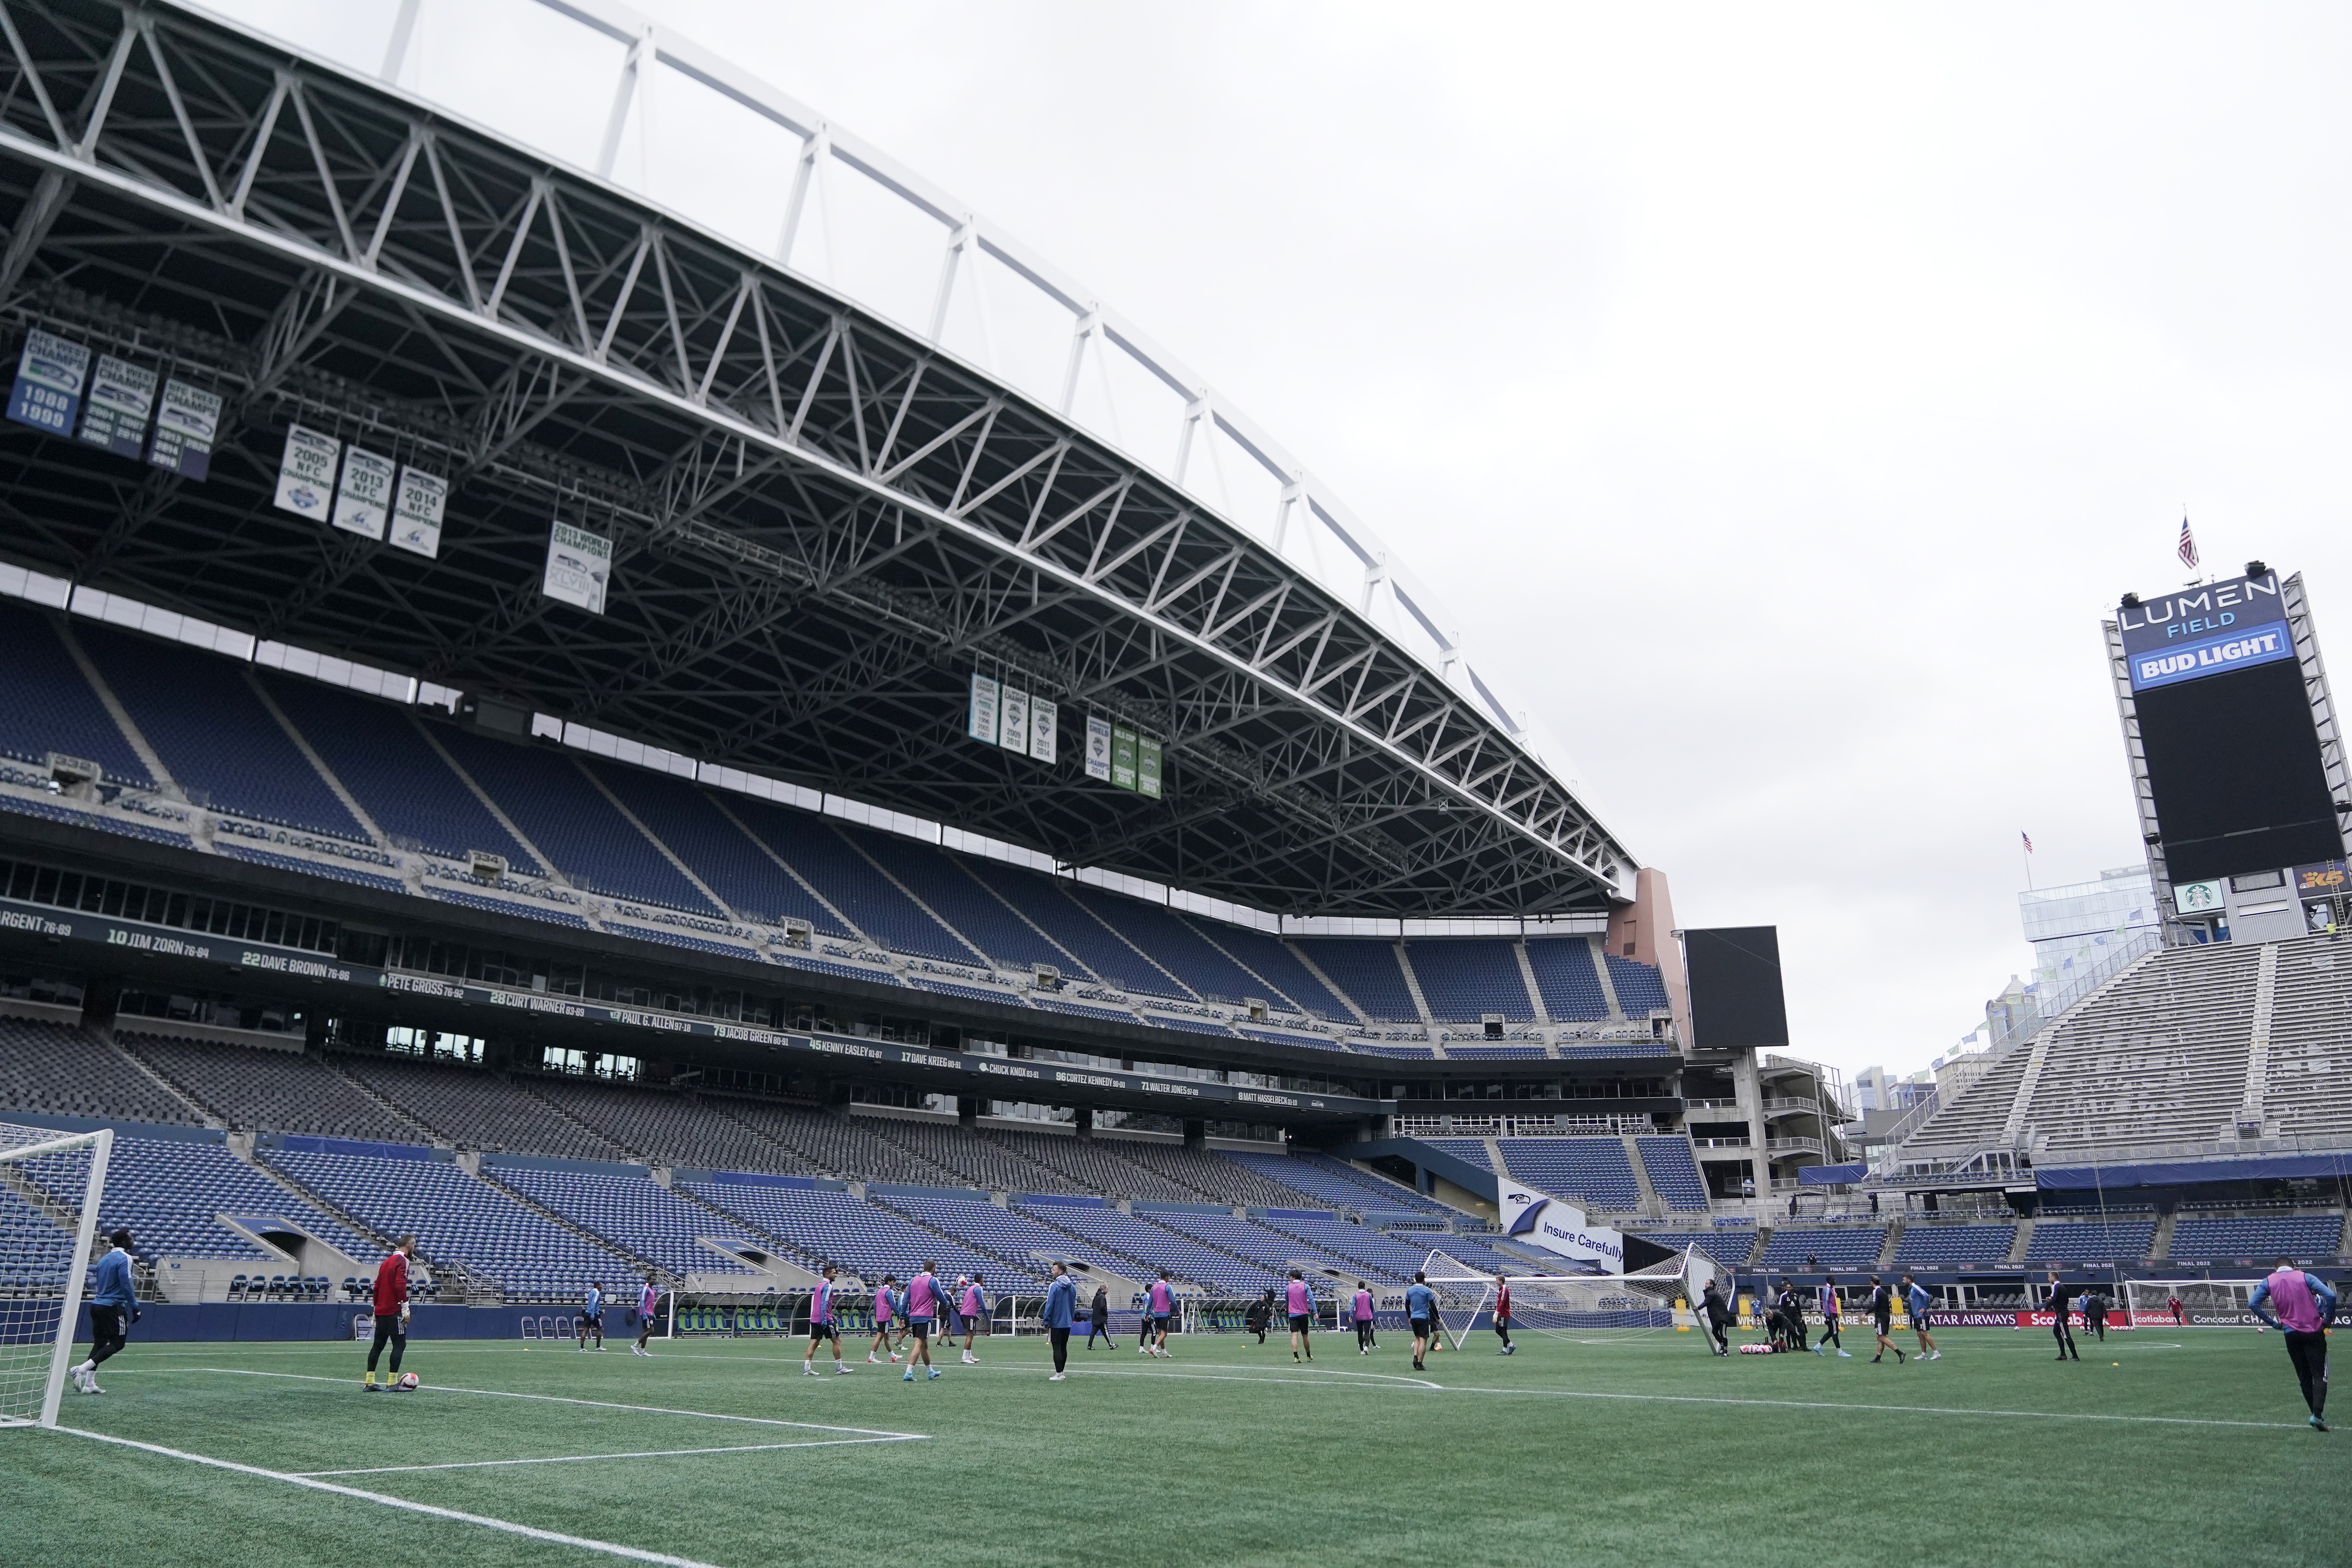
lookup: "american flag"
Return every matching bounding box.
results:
[2177,516,2199,569]
[2021,831,2034,853]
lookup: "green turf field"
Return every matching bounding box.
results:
[3,1325,2341,1566]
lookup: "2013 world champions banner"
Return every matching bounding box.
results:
[2116,570,2295,692]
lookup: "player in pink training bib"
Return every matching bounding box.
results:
[802,1264,851,1376]
[632,1272,659,1357]
[959,1273,987,1364]
[1285,1270,1315,1363]
[901,1263,943,1381]
[1142,1270,1177,1357]
[1352,1281,1377,1355]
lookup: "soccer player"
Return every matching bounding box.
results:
[1492,1274,1514,1356]
[578,1281,604,1352]
[959,1273,987,1364]
[1354,1281,1378,1354]
[1901,1274,1941,1360]
[1406,1271,1436,1372]
[1815,1276,1851,1357]
[2168,1291,2185,1327]
[2250,1258,2338,1430]
[1775,1279,1809,1353]
[1285,1270,1315,1363]
[70,1228,137,1395]
[1042,1261,1078,1381]
[901,1262,943,1381]
[1866,1275,1904,1364]
[2044,1271,2081,1362]
[803,1263,850,1375]
[1701,1278,1733,1356]
[1245,1289,1272,1346]
[363,1234,416,1391]
[2083,1283,2110,1343]
[632,1272,660,1356]
[1143,1270,1177,1357]
[867,1274,902,1363]
[1085,1283,1112,1350]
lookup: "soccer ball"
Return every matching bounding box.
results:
[395,1372,420,1390]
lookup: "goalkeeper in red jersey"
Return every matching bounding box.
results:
[362,1235,416,1391]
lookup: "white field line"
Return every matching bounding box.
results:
[155,1367,925,1439]
[299,1436,916,1477]
[46,1427,728,1568]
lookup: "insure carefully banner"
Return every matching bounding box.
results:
[7,328,88,435]
[77,355,156,459]
[542,521,612,614]
[998,686,1030,757]
[967,673,1000,744]
[332,446,397,540]
[1029,697,1058,765]
[273,425,341,520]
[1496,1175,1624,1270]
[1084,715,1111,781]
[148,379,222,480]
[2117,571,2295,692]
[390,467,447,558]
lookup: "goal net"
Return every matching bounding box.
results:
[2123,1278,2262,1327]
[1421,1247,1712,1348]
[0,1125,111,1428]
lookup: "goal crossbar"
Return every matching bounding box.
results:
[1419,1247,1704,1348]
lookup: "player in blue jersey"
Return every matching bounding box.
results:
[866,1274,903,1363]
[1405,1271,1436,1372]
[1042,1261,1078,1381]
[71,1229,137,1395]
[803,1264,851,1375]
[577,1282,605,1351]
[1901,1274,1942,1360]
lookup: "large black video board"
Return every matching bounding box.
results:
[1682,926,1789,1051]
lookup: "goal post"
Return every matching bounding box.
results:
[1420,1245,1713,1349]
[2122,1278,2264,1327]
[0,1125,112,1429]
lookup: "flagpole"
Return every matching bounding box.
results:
[2021,838,2034,891]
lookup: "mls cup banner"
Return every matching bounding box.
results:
[1496,1177,1624,1270]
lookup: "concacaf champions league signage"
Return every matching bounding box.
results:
[1496,1176,1624,1270]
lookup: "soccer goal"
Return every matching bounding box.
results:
[0,1125,111,1429]
[2123,1278,2261,1327]
[1421,1246,1712,1348]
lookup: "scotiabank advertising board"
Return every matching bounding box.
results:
[2014,1310,2138,1331]
[2117,571,2295,692]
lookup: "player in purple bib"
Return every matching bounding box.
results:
[1142,1271,1177,1357]
[1285,1270,1315,1363]
[802,1264,850,1375]
[959,1274,987,1364]
[867,1274,902,1364]
[902,1263,943,1381]
[632,1272,660,1357]
[2251,1257,2339,1430]
[1352,1281,1377,1354]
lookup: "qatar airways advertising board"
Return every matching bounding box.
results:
[2116,570,2295,693]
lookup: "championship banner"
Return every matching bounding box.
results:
[77,355,156,458]
[1084,715,1111,781]
[1137,736,1163,800]
[1495,1176,1624,1270]
[273,424,341,519]
[967,673,999,744]
[542,520,612,614]
[390,466,447,558]
[1030,697,1058,765]
[148,379,222,480]
[2116,571,2294,692]
[332,446,397,539]
[1111,726,1138,791]
[7,328,89,435]
[998,687,1030,757]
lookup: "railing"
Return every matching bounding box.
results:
[1759,1097,1821,1118]
[1393,1113,1654,1139]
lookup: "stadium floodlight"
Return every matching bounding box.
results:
[1419,1246,1716,1350]
[0,1126,113,1428]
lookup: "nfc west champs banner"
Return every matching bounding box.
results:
[1496,1176,1624,1270]
[2117,570,2295,692]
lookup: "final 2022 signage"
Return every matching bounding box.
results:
[2117,570,2295,693]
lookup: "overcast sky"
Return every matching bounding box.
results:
[212,1,2352,1081]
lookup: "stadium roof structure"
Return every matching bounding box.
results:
[0,0,1635,918]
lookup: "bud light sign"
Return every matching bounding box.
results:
[2117,572,2295,692]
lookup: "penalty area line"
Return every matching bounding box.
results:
[298,1435,920,1477]
[44,1426,726,1568]
[152,1368,926,1440]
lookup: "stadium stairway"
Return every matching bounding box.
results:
[2150,1208,2179,1263]
[1619,1135,1661,1214]
[2005,1219,2034,1265]
[1875,1223,1902,1268]
[225,1134,398,1255]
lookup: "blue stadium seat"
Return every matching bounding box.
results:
[1606,954,1671,1013]
[722,797,968,962]
[1524,939,1608,1021]
[582,763,847,935]
[1633,1137,1711,1211]
[1495,1139,1641,1210]
[0,601,153,788]
[1294,940,1418,1022]
[1891,1224,2016,1266]
[2023,1219,2156,1263]
[1405,940,1532,1022]
[2167,1214,2342,1261]
[1756,1228,1887,1271]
